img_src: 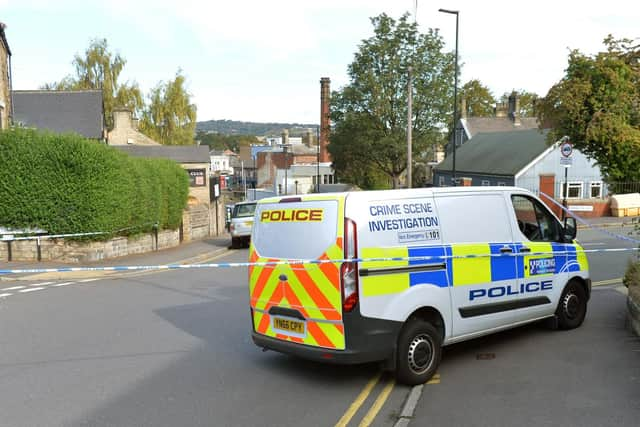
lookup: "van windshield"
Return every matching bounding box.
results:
[253,200,339,259]
[233,203,256,218]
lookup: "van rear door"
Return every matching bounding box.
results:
[249,197,346,350]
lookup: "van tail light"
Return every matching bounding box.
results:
[341,218,359,312]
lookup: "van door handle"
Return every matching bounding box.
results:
[520,247,531,253]
[499,246,513,253]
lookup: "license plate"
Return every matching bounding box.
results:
[244,221,253,227]
[272,317,305,335]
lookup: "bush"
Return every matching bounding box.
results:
[0,128,189,238]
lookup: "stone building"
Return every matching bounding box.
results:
[0,22,12,130]
[107,109,160,146]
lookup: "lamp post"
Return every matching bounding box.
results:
[438,8,459,186]
[407,66,413,188]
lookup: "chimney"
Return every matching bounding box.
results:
[508,91,521,126]
[460,97,467,119]
[320,77,331,163]
[304,128,313,147]
[281,129,289,145]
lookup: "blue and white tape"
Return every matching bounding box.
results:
[539,192,640,245]
[0,247,638,275]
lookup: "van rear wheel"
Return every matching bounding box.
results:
[396,319,441,386]
[556,280,587,330]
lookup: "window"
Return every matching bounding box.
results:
[497,182,506,186]
[511,195,562,242]
[481,180,491,186]
[438,176,445,187]
[562,181,583,199]
[590,181,602,198]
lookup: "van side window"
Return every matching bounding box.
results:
[511,195,561,242]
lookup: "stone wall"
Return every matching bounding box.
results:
[0,196,229,263]
[628,295,640,337]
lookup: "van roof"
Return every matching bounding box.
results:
[257,186,533,204]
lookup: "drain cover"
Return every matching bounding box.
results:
[476,353,496,360]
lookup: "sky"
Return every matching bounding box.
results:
[2,0,639,125]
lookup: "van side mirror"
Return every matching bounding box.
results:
[563,217,577,242]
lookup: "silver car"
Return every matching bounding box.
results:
[230,201,257,248]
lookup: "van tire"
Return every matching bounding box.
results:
[395,319,441,386]
[556,280,587,330]
[231,237,240,249]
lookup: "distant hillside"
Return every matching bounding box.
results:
[196,119,318,136]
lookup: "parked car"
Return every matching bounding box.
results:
[230,201,257,248]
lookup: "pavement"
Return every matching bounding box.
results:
[575,214,640,229]
[0,234,233,281]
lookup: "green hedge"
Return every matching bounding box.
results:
[0,128,189,238]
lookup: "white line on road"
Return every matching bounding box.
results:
[581,243,606,246]
[0,293,12,298]
[78,278,99,283]
[52,282,74,287]
[31,281,54,286]
[2,286,26,291]
[18,287,45,293]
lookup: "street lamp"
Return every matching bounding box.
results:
[438,8,459,186]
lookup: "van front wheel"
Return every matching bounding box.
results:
[396,319,441,386]
[556,280,587,329]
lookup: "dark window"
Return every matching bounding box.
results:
[511,195,561,242]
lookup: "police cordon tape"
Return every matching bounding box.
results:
[540,192,640,245]
[1,194,638,275]
[0,247,638,275]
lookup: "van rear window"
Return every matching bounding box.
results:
[233,203,256,218]
[253,200,339,259]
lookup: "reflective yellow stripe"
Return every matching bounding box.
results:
[360,247,409,297]
[575,243,589,271]
[452,244,491,286]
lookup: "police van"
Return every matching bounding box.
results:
[248,187,590,385]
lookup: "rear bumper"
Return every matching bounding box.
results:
[251,309,402,365]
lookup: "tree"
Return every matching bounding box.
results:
[329,13,455,189]
[536,36,640,182]
[460,79,495,117]
[43,38,143,130]
[140,71,197,145]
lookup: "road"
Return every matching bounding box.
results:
[0,226,638,426]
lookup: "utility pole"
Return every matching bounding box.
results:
[407,66,413,189]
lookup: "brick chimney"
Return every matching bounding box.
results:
[508,91,521,126]
[319,77,331,163]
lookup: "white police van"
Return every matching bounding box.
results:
[248,187,590,385]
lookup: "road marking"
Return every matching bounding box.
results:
[359,377,395,427]
[334,372,381,427]
[52,282,74,287]
[78,278,99,283]
[19,287,44,293]
[426,373,441,384]
[2,286,26,291]
[0,293,12,298]
[31,281,53,286]
[593,278,623,287]
[581,242,606,246]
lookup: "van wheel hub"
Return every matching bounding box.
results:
[563,293,580,319]
[408,334,433,374]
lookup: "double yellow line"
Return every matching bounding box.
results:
[334,372,394,427]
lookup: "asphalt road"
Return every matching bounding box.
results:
[0,225,637,427]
